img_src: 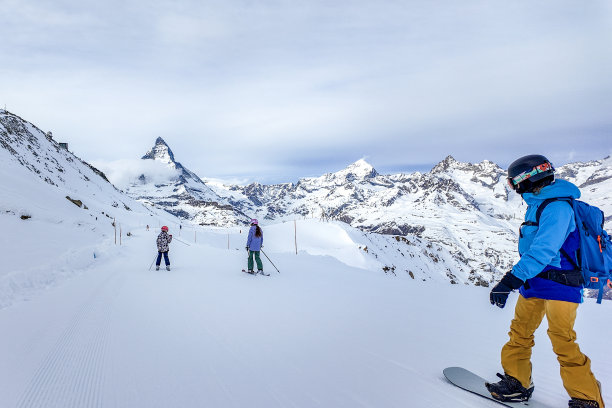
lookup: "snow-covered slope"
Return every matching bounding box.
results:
[259,219,480,285]
[0,222,610,408]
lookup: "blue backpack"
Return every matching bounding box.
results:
[535,198,612,303]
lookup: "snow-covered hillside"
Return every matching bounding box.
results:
[0,223,610,408]
[0,110,178,307]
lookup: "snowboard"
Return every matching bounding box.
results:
[443,367,552,408]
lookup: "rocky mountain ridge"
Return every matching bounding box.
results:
[0,109,138,213]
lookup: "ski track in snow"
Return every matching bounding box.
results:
[16,271,123,408]
[0,228,610,408]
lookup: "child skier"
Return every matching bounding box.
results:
[156,226,173,271]
[487,154,605,408]
[245,219,267,275]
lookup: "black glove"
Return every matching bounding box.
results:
[490,272,524,309]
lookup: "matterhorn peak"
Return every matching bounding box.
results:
[142,137,176,165]
[155,136,168,146]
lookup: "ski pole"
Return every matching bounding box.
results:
[173,237,191,246]
[261,250,280,273]
[149,254,158,271]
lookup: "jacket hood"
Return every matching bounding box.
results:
[522,179,580,205]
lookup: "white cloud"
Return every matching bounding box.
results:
[156,13,229,45]
[92,159,181,190]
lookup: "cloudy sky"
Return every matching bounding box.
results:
[1,0,611,184]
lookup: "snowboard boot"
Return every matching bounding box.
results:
[155,265,160,271]
[166,266,171,271]
[485,373,534,402]
[568,398,599,408]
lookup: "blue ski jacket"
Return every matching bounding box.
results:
[246,225,263,251]
[513,179,583,303]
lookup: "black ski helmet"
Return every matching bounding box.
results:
[507,154,555,194]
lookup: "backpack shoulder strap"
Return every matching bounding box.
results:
[535,197,573,224]
[519,197,574,237]
[535,197,580,271]
[521,198,567,229]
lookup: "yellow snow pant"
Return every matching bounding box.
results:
[501,295,604,407]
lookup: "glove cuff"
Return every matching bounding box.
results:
[501,271,524,290]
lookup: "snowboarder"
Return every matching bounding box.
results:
[487,154,605,408]
[245,219,267,275]
[156,226,173,271]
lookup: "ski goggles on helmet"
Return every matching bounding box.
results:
[507,162,553,189]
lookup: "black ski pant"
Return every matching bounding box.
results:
[156,251,170,266]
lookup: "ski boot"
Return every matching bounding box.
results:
[166,266,171,271]
[568,398,599,408]
[258,270,270,276]
[247,270,255,275]
[155,265,160,271]
[485,373,534,402]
